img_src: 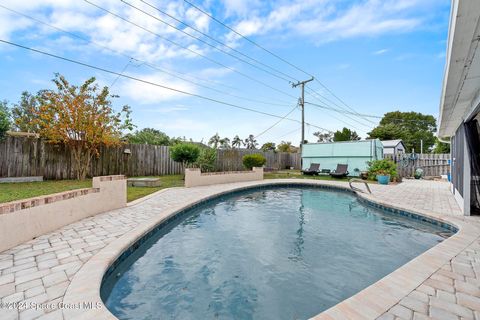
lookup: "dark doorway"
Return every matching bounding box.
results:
[465,118,480,215]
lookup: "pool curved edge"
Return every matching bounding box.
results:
[62,180,477,320]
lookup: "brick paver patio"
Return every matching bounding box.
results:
[0,179,478,320]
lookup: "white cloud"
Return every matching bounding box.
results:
[373,49,389,55]
[118,72,197,104]
[155,118,209,131]
[146,106,190,113]
[225,0,427,45]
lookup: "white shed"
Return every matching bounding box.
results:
[381,140,406,159]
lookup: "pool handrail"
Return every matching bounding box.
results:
[349,178,372,194]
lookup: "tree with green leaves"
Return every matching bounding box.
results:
[232,135,243,148]
[244,134,258,149]
[219,137,231,149]
[333,127,361,141]
[261,142,276,152]
[208,133,221,149]
[0,100,11,139]
[313,131,333,142]
[170,142,201,169]
[126,128,171,145]
[433,137,450,154]
[11,91,42,132]
[368,111,437,152]
[277,141,294,153]
[195,147,216,172]
[32,74,134,180]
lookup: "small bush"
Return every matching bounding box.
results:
[367,159,397,180]
[242,154,266,169]
[196,147,216,172]
[170,143,200,167]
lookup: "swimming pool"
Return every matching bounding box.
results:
[101,186,454,320]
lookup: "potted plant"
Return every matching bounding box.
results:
[414,168,423,179]
[367,159,398,185]
[376,169,390,185]
[360,171,369,180]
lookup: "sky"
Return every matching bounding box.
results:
[0,0,451,146]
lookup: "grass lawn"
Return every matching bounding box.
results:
[264,170,350,182]
[0,180,92,203]
[126,175,184,202]
[0,175,184,204]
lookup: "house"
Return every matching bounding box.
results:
[438,0,480,216]
[381,140,406,160]
[301,139,383,177]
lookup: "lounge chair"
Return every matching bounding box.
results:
[330,164,349,178]
[302,163,320,175]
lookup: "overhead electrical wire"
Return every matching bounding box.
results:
[91,0,375,129]
[182,0,378,126]
[305,102,437,124]
[136,0,299,83]
[304,87,374,128]
[84,0,299,101]
[304,88,372,131]
[254,105,301,139]
[0,4,294,108]
[120,0,292,83]
[304,88,373,130]
[2,2,383,137]
[0,39,332,133]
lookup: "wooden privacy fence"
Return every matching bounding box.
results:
[0,137,300,180]
[215,148,300,172]
[385,153,450,177]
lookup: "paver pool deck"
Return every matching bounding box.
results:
[0,179,479,320]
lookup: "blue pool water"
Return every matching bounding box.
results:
[102,187,453,320]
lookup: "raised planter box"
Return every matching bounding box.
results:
[0,176,43,183]
[127,177,161,187]
[0,175,126,253]
[185,167,263,187]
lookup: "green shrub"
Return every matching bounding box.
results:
[196,147,217,172]
[367,159,397,180]
[0,101,10,140]
[242,154,266,169]
[170,143,200,168]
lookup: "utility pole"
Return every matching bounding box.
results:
[292,77,314,148]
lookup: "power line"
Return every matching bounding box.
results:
[137,0,298,83]
[313,80,378,125]
[0,4,294,108]
[305,87,374,128]
[182,0,377,125]
[0,39,331,132]
[121,0,292,83]
[254,105,299,139]
[83,0,299,101]
[304,88,373,130]
[272,127,301,141]
[305,101,437,124]
[182,0,311,78]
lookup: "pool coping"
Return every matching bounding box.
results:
[62,179,480,320]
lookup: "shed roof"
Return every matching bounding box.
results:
[381,140,405,148]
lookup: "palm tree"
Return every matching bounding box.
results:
[219,137,231,149]
[232,135,243,148]
[208,133,221,149]
[244,134,258,149]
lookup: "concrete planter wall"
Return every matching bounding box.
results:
[185,168,263,187]
[0,175,126,253]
